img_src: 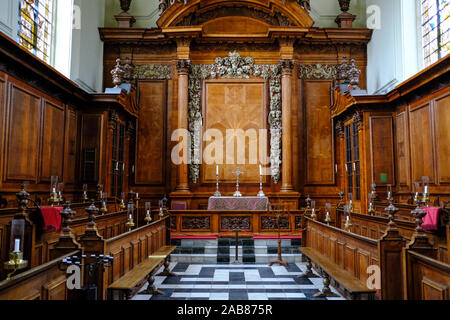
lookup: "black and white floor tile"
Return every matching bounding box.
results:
[132,261,345,301]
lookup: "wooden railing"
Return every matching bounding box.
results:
[0,250,79,300]
[403,250,450,300]
[78,215,170,300]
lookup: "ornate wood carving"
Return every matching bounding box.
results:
[181,216,210,230]
[221,216,251,230]
[352,110,363,131]
[261,216,289,229]
[280,59,295,75]
[188,51,282,183]
[298,64,338,80]
[176,59,191,74]
[132,65,172,80]
[335,120,345,138]
[170,215,177,230]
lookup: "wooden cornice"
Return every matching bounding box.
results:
[99,26,372,45]
[331,54,450,118]
[0,31,137,118]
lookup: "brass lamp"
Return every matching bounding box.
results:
[144,201,152,224]
[421,176,430,206]
[82,184,89,203]
[57,183,64,204]
[4,219,28,279]
[158,200,164,219]
[4,186,30,279]
[119,192,126,210]
[368,193,375,216]
[324,203,331,224]
[310,200,317,220]
[49,176,59,206]
[126,203,135,230]
[100,192,108,214]
[348,192,353,213]
[344,205,352,230]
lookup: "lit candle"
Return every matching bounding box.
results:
[52,187,56,193]
[424,185,428,194]
[346,216,350,223]
[129,214,132,220]
[216,165,219,176]
[259,165,262,176]
[136,193,139,198]
[14,238,20,252]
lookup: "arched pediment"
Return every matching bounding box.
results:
[157,0,314,29]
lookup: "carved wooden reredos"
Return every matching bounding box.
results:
[100,0,372,209]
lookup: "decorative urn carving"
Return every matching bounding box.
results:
[120,0,132,12]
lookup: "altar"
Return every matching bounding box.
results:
[207,196,269,211]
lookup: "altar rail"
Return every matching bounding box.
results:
[0,250,79,300]
[169,210,304,236]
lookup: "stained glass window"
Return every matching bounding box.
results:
[18,0,54,64]
[421,0,450,67]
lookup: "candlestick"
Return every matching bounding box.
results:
[325,203,331,224]
[14,238,20,252]
[257,169,265,197]
[144,202,152,224]
[214,172,221,197]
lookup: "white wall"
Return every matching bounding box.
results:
[366,0,420,94]
[71,0,105,93]
[0,0,19,39]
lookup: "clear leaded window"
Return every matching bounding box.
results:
[18,0,54,64]
[421,0,450,67]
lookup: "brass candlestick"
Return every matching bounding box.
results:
[368,193,375,216]
[214,174,221,197]
[100,192,108,214]
[310,200,317,220]
[325,203,331,224]
[126,204,135,230]
[144,202,152,224]
[4,251,28,280]
[343,205,352,230]
[384,195,399,228]
[421,176,430,207]
[337,190,344,208]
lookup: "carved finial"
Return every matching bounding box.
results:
[348,59,361,89]
[338,0,351,12]
[120,0,132,12]
[111,58,125,88]
[86,200,99,230]
[61,201,75,235]
[337,56,350,82]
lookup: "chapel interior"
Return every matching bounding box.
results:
[0,0,449,301]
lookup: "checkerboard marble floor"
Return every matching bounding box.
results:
[132,261,346,301]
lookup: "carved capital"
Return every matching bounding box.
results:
[352,110,363,131]
[108,111,119,129]
[335,120,345,138]
[280,59,295,75]
[176,59,191,74]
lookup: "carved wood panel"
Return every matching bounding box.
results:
[304,80,334,185]
[202,80,268,184]
[370,116,395,186]
[220,216,251,230]
[135,81,167,185]
[181,216,211,230]
[80,113,103,183]
[64,107,78,185]
[434,92,450,185]
[40,100,65,182]
[4,82,41,182]
[409,102,435,184]
[261,216,289,230]
[395,112,410,187]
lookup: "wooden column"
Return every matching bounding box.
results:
[280,59,295,192]
[174,59,191,193]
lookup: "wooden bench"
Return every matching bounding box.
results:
[107,245,177,300]
[299,247,376,300]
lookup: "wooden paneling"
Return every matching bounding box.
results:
[409,102,435,184]
[370,116,394,185]
[40,100,65,181]
[64,108,78,185]
[4,82,41,182]
[135,81,167,185]
[395,112,410,187]
[80,113,103,183]
[304,80,334,185]
[202,80,267,184]
[434,92,450,185]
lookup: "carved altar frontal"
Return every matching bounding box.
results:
[208,196,269,211]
